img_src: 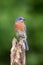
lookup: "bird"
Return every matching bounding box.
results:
[14,17,29,51]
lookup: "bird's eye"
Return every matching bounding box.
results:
[19,18,22,20]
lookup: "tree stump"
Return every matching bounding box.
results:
[10,37,26,65]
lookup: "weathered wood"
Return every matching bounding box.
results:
[10,37,26,65]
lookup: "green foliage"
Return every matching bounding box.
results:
[0,0,43,65]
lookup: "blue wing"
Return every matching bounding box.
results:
[25,41,29,50]
[24,24,26,31]
[24,24,29,51]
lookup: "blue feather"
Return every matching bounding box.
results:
[15,17,25,22]
[25,41,29,51]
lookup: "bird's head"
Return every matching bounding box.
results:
[15,17,25,22]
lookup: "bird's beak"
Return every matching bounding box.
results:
[23,18,25,21]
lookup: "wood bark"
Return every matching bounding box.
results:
[10,38,26,65]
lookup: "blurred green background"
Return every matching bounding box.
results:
[0,0,43,65]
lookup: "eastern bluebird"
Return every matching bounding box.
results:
[14,17,29,51]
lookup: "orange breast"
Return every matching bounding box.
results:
[14,22,25,32]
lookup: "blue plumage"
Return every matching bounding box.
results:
[15,17,25,22]
[15,17,29,51]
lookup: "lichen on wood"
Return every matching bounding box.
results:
[10,37,26,65]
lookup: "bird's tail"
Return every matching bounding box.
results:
[23,40,29,51]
